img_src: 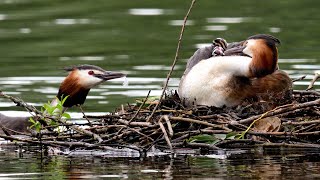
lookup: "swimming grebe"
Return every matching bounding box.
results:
[178,34,292,107]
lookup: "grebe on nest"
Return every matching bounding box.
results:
[178,34,292,107]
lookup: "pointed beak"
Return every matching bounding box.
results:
[95,71,126,81]
[224,46,246,56]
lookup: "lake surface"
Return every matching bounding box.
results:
[0,0,320,179]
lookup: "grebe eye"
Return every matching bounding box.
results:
[88,70,94,75]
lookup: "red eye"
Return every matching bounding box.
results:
[88,70,94,75]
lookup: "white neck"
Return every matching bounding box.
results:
[204,56,252,77]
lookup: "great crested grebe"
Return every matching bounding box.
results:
[178,34,292,107]
[0,64,125,134]
[54,64,125,108]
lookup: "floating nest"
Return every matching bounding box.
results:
[0,89,320,155]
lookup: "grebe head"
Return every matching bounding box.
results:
[225,34,280,77]
[57,64,125,107]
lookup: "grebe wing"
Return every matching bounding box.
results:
[183,45,214,75]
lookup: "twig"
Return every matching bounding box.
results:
[117,119,153,127]
[292,75,307,82]
[129,90,151,123]
[0,91,41,114]
[283,119,320,126]
[169,116,230,130]
[147,0,197,122]
[306,73,320,90]
[56,119,103,143]
[257,142,320,149]
[78,105,93,126]
[159,117,173,151]
[239,99,320,124]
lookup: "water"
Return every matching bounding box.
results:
[0,0,320,178]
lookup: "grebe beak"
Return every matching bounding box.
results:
[94,71,125,81]
[224,45,250,57]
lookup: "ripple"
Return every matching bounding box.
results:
[269,27,281,33]
[133,65,181,71]
[206,17,254,23]
[60,56,105,61]
[86,96,106,100]
[168,20,194,26]
[101,89,162,97]
[279,59,317,63]
[54,18,91,25]
[0,173,41,177]
[19,28,31,34]
[291,64,320,70]
[0,14,7,21]
[129,8,165,16]
[194,43,211,49]
[0,102,16,107]
[33,87,58,94]
[204,25,228,31]
[104,85,160,89]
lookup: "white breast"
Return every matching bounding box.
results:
[179,55,252,107]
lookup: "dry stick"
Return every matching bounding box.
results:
[247,130,320,136]
[112,90,152,139]
[57,119,103,143]
[126,126,154,142]
[163,115,173,137]
[128,90,151,122]
[292,75,307,82]
[293,90,320,96]
[169,116,231,130]
[257,142,320,149]
[147,0,197,122]
[117,119,153,127]
[0,134,111,150]
[306,73,320,90]
[239,99,320,124]
[293,124,317,133]
[78,105,92,126]
[0,91,41,114]
[283,119,320,126]
[159,116,173,151]
[0,91,103,142]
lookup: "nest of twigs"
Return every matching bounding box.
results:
[1,89,320,154]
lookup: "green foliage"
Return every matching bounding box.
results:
[29,96,71,133]
[188,133,237,144]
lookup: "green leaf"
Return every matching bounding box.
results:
[56,104,63,111]
[43,103,54,114]
[226,132,240,140]
[49,120,58,126]
[188,134,218,144]
[61,95,69,106]
[29,117,35,124]
[62,112,71,119]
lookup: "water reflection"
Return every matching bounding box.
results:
[54,18,91,25]
[168,20,194,26]
[206,17,255,23]
[128,8,167,16]
[0,148,319,179]
[204,25,228,31]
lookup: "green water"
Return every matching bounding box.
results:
[0,0,320,178]
[0,0,319,112]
